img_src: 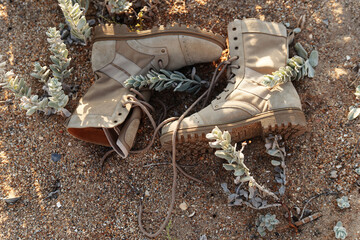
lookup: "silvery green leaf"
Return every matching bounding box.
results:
[231,198,243,206]
[228,194,237,202]
[271,160,281,166]
[222,163,236,171]
[26,107,37,115]
[234,168,245,176]
[309,50,319,67]
[248,186,255,199]
[61,108,71,117]
[48,101,60,108]
[160,69,171,77]
[279,185,286,195]
[209,141,221,148]
[251,197,261,208]
[307,64,315,78]
[220,183,230,194]
[239,190,248,199]
[258,227,266,237]
[39,98,48,108]
[293,28,301,33]
[334,221,347,239]
[267,149,282,158]
[275,177,284,184]
[295,43,308,59]
[347,106,360,120]
[194,74,201,82]
[174,81,192,92]
[187,85,200,93]
[30,95,39,102]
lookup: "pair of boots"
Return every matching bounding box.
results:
[67,19,306,156]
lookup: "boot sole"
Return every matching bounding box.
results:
[160,108,307,151]
[93,23,226,49]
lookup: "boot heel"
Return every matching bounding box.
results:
[261,109,307,139]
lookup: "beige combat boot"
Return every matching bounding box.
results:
[161,19,307,149]
[66,24,226,157]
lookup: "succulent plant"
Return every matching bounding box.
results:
[30,62,51,83]
[261,43,318,89]
[336,196,350,209]
[57,0,92,45]
[46,27,73,81]
[125,68,205,94]
[334,221,347,239]
[107,0,132,14]
[206,126,248,177]
[2,28,71,117]
[265,135,287,195]
[256,213,280,237]
[0,55,8,87]
[207,127,280,204]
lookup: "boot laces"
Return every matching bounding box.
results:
[101,56,240,238]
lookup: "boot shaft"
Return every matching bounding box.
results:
[91,24,225,86]
[228,19,288,78]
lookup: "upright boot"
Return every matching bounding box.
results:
[67,24,226,157]
[161,19,307,149]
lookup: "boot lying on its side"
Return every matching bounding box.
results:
[67,24,226,157]
[161,19,307,149]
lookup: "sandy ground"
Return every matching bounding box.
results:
[0,0,360,239]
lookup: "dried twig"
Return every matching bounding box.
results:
[294,212,322,227]
[299,191,338,220]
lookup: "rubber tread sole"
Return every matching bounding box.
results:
[160,108,307,152]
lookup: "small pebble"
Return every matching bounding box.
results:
[330,170,338,179]
[145,190,150,197]
[346,55,351,61]
[51,153,61,162]
[38,136,44,140]
[87,19,96,26]
[179,202,188,211]
[56,202,62,208]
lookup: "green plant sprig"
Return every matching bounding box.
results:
[107,0,132,14]
[261,43,319,89]
[207,126,279,201]
[125,69,205,94]
[58,0,92,45]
